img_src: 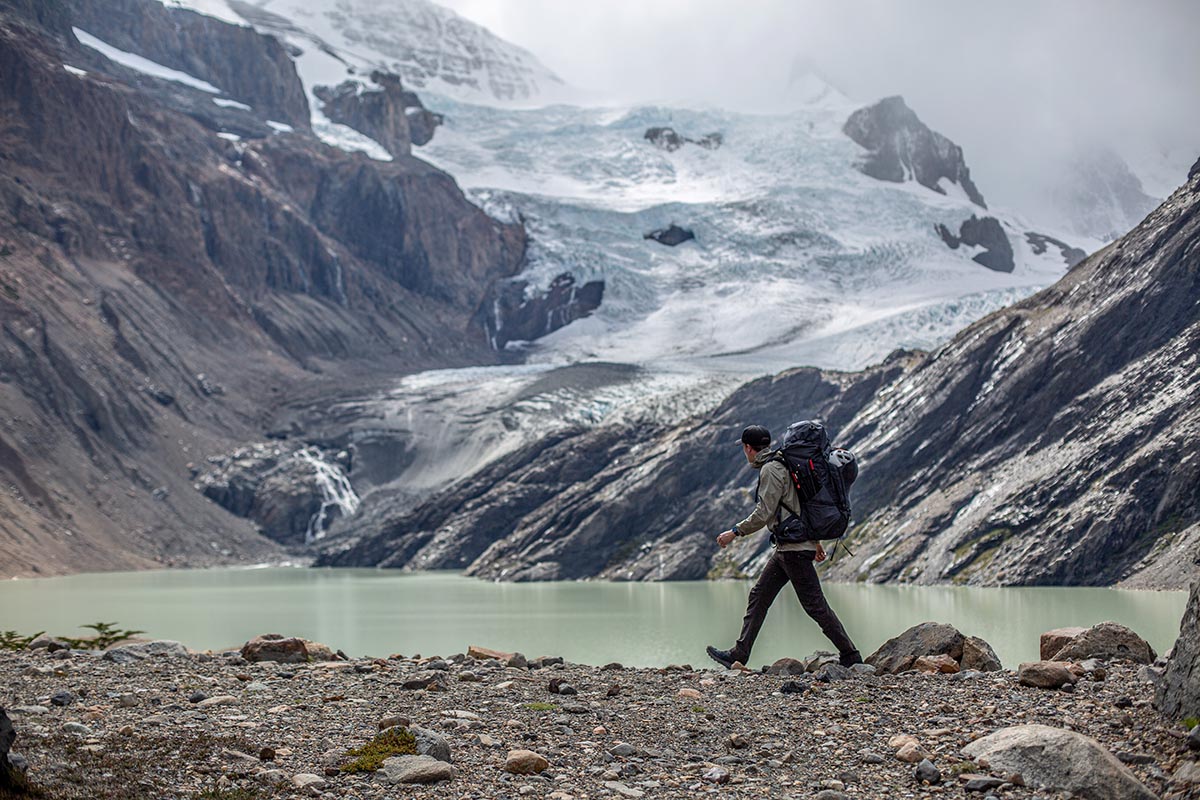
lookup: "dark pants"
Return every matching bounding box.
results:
[730,549,858,664]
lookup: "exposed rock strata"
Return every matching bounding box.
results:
[644,224,696,247]
[844,95,986,207]
[479,273,604,350]
[68,0,310,129]
[314,71,443,158]
[1157,582,1200,720]
[1025,231,1088,267]
[643,127,722,152]
[935,215,1014,272]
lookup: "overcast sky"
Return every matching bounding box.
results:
[439,0,1199,214]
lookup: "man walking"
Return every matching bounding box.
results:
[706,425,862,669]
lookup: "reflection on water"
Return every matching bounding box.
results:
[2,568,1186,668]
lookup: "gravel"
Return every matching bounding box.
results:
[0,645,1194,799]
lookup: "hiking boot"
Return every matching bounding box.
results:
[839,649,863,667]
[706,645,736,670]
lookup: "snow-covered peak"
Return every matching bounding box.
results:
[222,0,570,107]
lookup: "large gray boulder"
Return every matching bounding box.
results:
[1157,582,1200,720]
[380,754,453,784]
[962,724,1156,800]
[1051,621,1156,664]
[866,622,964,674]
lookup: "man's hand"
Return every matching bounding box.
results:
[814,542,827,562]
[716,530,737,549]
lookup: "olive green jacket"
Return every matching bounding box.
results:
[733,450,816,552]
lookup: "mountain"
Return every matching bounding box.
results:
[213,0,569,106]
[1047,146,1161,242]
[317,166,1200,590]
[0,0,528,577]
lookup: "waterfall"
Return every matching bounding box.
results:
[294,448,360,543]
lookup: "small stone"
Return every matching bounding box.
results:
[245,681,269,692]
[557,683,577,695]
[914,758,941,784]
[381,754,454,784]
[379,714,411,730]
[504,749,549,774]
[257,769,290,787]
[780,680,809,694]
[1116,752,1155,765]
[604,781,644,798]
[62,722,92,736]
[601,662,623,671]
[118,724,134,736]
[1017,661,1077,689]
[727,733,749,749]
[606,684,621,697]
[458,671,480,682]
[292,774,326,790]
[888,734,919,750]
[861,750,885,765]
[507,653,529,669]
[188,691,207,703]
[197,695,239,707]
[677,688,702,699]
[913,654,960,674]
[962,774,1005,792]
[813,792,850,800]
[895,742,928,763]
[117,694,137,708]
[51,691,75,707]
[702,766,730,784]
[609,742,636,757]
[1188,725,1200,751]
[1174,761,1200,785]
[259,747,275,761]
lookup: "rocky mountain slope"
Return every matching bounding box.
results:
[0,0,532,577]
[318,163,1200,589]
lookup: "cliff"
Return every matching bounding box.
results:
[0,0,526,577]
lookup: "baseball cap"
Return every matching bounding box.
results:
[739,425,771,449]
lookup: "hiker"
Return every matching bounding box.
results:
[706,424,862,669]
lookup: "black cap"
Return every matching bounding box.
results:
[740,425,771,449]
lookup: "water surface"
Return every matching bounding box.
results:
[2,568,1185,669]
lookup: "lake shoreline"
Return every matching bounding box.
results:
[3,638,1194,799]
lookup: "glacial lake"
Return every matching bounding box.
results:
[1,568,1187,669]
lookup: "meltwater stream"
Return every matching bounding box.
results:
[1,568,1185,669]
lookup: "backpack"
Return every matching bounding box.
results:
[770,420,856,547]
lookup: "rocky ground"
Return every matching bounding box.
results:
[3,635,1198,800]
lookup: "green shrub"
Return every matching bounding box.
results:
[340,728,417,773]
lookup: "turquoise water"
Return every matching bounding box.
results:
[0,568,1186,668]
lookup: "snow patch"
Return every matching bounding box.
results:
[157,0,247,26]
[217,132,242,141]
[62,64,87,77]
[73,27,221,93]
[266,120,295,133]
[213,97,252,111]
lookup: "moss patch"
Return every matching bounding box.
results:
[340,728,417,773]
[1183,717,1199,731]
[523,702,557,712]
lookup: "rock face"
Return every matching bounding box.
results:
[1157,582,1200,719]
[936,215,1015,272]
[314,71,443,158]
[69,0,310,129]
[0,0,530,577]
[643,127,722,152]
[644,224,696,247]
[962,724,1157,800]
[844,96,986,207]
[479,273,604,350]
[197,444,358,546]
[1025,232,1088,267]
[1049,622,1156,664]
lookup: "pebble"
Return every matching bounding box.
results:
[50,690,75,707]
[701,766,730,784]
[914,757,941,784]
[291,773,326,790]
[603,781,644,797]
[61,722,92,736]
[609,742,637,757]
[187,691,207,703]
[196,695,238,707]
[504,749,550,775]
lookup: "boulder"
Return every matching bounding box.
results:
[467,645,512,661]
[26,634,69,651]
[103,640,189,664]
[1018,661,1078,689]
[240,634,337,663]
[866,622,964,674]
[410,726,451,763]
[1040,627,1087,661]
[1051,622,1156,664]
[961,724,1156,800]
[961,636,1002,671]
[1157,582,1200,719]
[644,224,695,247]
[380,754,453,784]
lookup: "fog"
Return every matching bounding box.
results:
[441,0,1199,218]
